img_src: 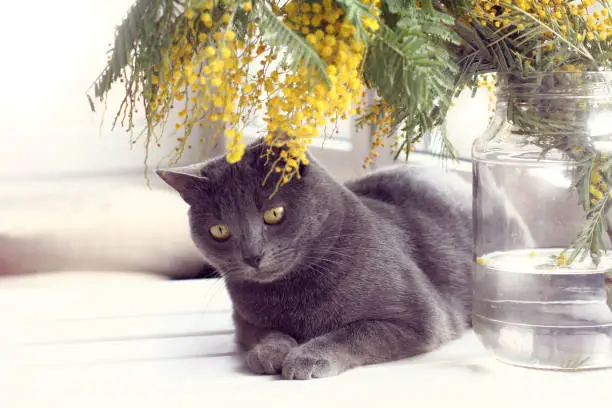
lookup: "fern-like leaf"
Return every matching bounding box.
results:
[364,17,458,158]
[90,0,176,103]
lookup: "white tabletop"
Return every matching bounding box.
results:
[0,278,608,408]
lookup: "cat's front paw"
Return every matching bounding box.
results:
[246,336,297,375]
[281,345,342,380]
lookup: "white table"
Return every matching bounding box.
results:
[0,278,608,408]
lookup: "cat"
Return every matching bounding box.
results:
[157,137,492,380]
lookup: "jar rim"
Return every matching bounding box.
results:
[492,70,612,99]
[492,70,612,79]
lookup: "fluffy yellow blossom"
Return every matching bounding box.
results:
[225,128,246,163]
[144,0,384,186]
[469,0,612,70]
[241,0,383,184]
[361,101,395,168]
[204,46,216,57]
[200,13,212,26]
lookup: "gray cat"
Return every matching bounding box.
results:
[157,138,475,380]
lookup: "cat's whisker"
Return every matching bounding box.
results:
[202,276,230,301]
[299,256,350,276]
[304,263,335,281]
[312,232,375,241]
[309,248,394,263]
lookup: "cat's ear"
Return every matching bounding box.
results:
[156,167,207,203]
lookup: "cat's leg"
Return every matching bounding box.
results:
[281,319,432,380]
[233,311,298,375]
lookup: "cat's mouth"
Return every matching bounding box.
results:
[240,253,300,283]
[242,265,288,283]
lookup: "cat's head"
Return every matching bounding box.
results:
[156,138,340,283]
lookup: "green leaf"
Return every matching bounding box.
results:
[364,13,457,155]
[86,94,96,113]
[384,0,411,14]
[91,0,177,100]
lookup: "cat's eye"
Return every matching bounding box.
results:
[263,206,285,225]
[209,224,231,241]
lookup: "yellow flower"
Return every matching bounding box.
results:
[220,47,232,59]
[555,253,568,267]
[591,184,604,199]
[210,60,223,72]
[200,13,212,26]
[204,46,216,57]
[184,9,194,19]
[320,46,333,57]
[323,35,337,46]
[242,1,253,12]
[587,15,596,27]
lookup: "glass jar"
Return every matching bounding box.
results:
[472,71,612,370]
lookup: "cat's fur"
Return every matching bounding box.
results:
[158,139,482,380]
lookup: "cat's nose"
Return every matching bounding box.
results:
[243,254,262,268]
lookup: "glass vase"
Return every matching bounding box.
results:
[472,71,612,370]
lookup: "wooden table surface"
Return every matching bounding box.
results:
[0,278,608,408]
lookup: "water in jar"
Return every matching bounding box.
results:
[473,248,612,370]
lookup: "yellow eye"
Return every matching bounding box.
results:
[209,224,231,241]
[263,206,285,225]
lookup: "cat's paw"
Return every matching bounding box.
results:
[281,346,342,380]
[246,337,297,375]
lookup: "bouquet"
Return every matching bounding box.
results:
[90,0,612,260]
